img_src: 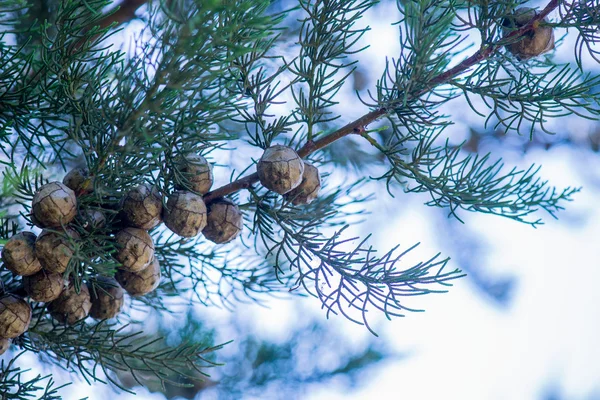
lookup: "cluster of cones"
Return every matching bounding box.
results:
[0,145,321,354]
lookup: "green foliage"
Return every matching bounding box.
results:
[0,352,69,399]
[292,0,375,139]
[20,315,223,393]
[0,0,598,395]
[363,122,579,225]
[556,0,600,69]
[212,318,392,400]
[110,310,392,399]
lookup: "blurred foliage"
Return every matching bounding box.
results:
[111,309,394,400]
[0,352,69,400]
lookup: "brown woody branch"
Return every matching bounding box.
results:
[203,108,388,203]
[96,0,148,31]
[74,0,147,49]
[429,0,559,87]
[204,0,560,203]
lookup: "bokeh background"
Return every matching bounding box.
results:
[5,0,600,399]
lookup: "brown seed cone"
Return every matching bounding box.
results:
[35,228,80,274]
[163,191,207,238]
[503,7,554,60]
[175,154,214,195]
[0,295,32,339]
[63,168,93,194]
[32,182,78,228]
[284,162,321,205]
[202,199,243,244]
[48,283,91,325]
[115,228,155,272]
[1,232,43,276]
[23,270,65,302]
[88,277,125,320]
[29,212,42,228]
[120,184,163,230]
[115,256,161,296]
[257,145,304,194]
[0,338,9,354]
[79,209,106,231]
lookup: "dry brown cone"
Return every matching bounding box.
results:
[257,145,304,194]
[120,184,163,230]
[202,199,243,244]
[115,256,161,296]
[0,338,9,355]
[115,227,155,272]
[163,191,207,237]
[88,277,125,320]
[284,162,321,205]
[63,167,94,194]
[0,295,32,339]
[503,7,554,60]
[35,227,80,274]
[48,283,92,325]
[1,232,43,276]
[23,270,65,302]
[32,182,78,228]
[176,154,214,195]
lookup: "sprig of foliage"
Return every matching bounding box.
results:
[152,230,292,309]
[557,0,600,70]
[21,316,224,393]
[0,352,68,400]
[454,59,600,137]
[291,0,376,141]
[0,0,120,169]
[362,122,580,225]
[343,0,581,225]
[251,189,462,335]
[228,1,294,149]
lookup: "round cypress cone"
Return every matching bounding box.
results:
[23,270,65,302]
[31,182,78,228]
[120,184,163,230]
[503,7,554,60]
[35,227,80,274]
[63,167,93,194]
[175,154,214,195]
[284,162,321,205]
[0,295,32,339]
[89,277,125,320]
[202,199,243,244]
[1,232,43,276]
[115,256,161,297]
[163,191,207,238]
[79,209,106,231]
[257,145,304,194]
[114,228,155,272]
[48,283,91,325]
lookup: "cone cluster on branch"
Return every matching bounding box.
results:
[502,7,555,60]
[164,152,245,242]
[258,145,321,205]
[0,175,114,353]
[0,146,319,353]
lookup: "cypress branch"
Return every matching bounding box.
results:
[0,0,597,395]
